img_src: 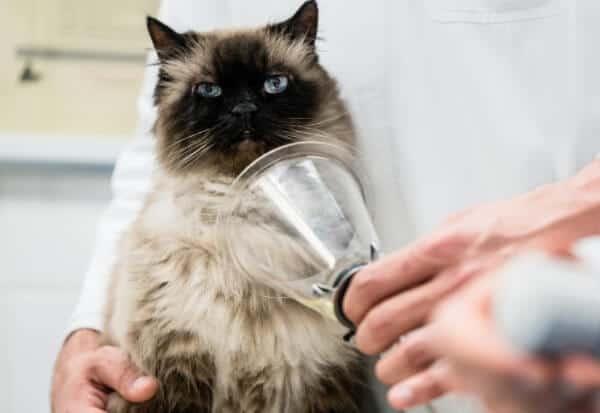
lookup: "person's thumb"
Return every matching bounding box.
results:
[90,346,159,403]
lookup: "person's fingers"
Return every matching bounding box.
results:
[54,387,108,413]
[343,231,470,326]
[375,326,437,385]
[65,408,104,413]
[430,274,514,369]
[448,360,540,409]
[387,361,452,410]
[355,268,469,355]
[560,356,600,389]
[90,346,159,403]
[430,273,556,384]
[68,406,106,413]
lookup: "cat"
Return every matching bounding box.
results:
[103,2,370,412]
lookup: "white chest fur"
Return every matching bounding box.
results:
[106,173,358,401]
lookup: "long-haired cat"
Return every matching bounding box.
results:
[103,2,369,412]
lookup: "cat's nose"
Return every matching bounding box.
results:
[232,102,258,116]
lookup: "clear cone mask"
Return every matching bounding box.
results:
[218,142,379,334]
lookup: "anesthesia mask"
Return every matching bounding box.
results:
[218,142,380,338]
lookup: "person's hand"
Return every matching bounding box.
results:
[51,329,159,413]
[343,160,600,407]
[427,272,600,413]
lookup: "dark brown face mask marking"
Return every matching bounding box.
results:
[146,0,353,176]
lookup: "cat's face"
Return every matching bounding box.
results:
[148,1,353,175]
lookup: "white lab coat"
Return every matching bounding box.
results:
[69,1,600,412]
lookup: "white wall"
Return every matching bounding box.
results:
[0,162,112,413]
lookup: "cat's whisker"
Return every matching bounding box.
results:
[287,124,353,139]
[165,129,212,150]
[179,144,208,168]
[166,129,210,161]
[178,140,215,169]
[209,119,233,136]
[285,112,350,128]
[272,126,359,157]
[270,132,298,146]
[303,114,350,128]
[277,127,334,141]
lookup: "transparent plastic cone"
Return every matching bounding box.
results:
[218,142,379,329]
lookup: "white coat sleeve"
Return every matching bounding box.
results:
[66,61,158,334]
[66,0,226,334]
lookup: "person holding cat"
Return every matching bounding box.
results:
[51,1,600,413]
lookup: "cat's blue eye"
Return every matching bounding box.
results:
[264,75,289,94]
[196,83,222,98]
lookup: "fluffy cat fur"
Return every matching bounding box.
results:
[103,2,369,412]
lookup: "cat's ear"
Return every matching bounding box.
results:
[270,1,319,46]
[147,16,187,60]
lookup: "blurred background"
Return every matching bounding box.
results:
[0,0,159,411]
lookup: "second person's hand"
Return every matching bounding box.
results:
[343,161,600,408]
[428,272,600,413]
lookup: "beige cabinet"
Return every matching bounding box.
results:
[0,0,158,139]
